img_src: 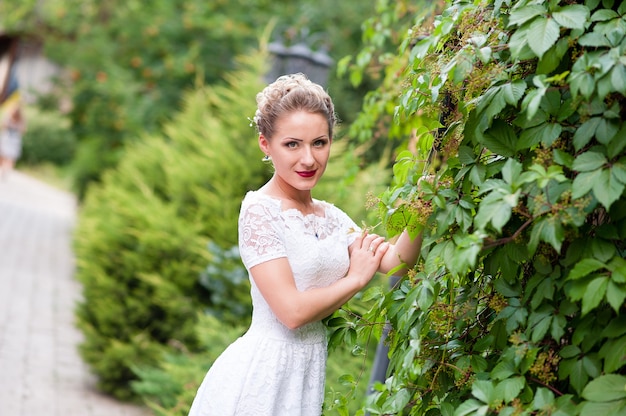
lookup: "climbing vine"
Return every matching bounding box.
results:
[329,0,626,414]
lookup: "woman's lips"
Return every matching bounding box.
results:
[297,170,316,178]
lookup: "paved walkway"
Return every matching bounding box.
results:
[0,171,148,416]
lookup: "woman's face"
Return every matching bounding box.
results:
[260,110,331,193]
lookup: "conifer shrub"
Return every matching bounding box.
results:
[74,54,268,399]
[20,107,76,166]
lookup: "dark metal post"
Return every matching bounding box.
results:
[267,41,333,87]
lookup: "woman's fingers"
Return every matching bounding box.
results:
[364,235,385,253]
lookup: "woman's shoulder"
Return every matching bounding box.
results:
[240,190,282,214]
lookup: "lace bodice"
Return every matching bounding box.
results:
[238,191,359,343]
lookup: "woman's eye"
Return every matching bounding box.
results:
[314,140,328,147]
[286,142,298,148]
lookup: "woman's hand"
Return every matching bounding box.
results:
[347,232,390,288]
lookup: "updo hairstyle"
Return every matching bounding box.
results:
[253,73,337,140]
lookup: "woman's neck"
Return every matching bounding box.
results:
[263,177,315,213]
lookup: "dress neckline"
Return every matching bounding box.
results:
[249,190,327,219]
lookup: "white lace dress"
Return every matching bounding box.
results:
[188,191,360,416]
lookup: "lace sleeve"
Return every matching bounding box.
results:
[238,198,287,269]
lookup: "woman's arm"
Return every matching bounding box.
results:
[378,230,423,276]
[250,232,389,329]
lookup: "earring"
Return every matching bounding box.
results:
[262,154,271,162]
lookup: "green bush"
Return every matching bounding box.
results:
[131,314,246,415]
[19,107,76,166]
[74,52,269,399]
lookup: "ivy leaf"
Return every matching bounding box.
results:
[527,17,560,59]
[582,374,626,401]
[502,80,527,105]
[498,377,526,403]
[608,125,626,158]
[475,192,516,233]
[508,27,535,60]
[540,123,563,147]
[591,9,619,21]
[580,400,626,416]
[560,345,582,359]
[455,399,488,416]
[472,380,495,404]
[569,67,596,99]
[491,360,516,381]
[608,257,626,283]
[593,168,625,210]
[610,64,626,95]
[582,276,608,315]
[482,120,517,157]
[529,216,564,254]
[551,314,567,340]
[595,118,619,145]
[553,149,574,168]
[508,5,546,27]
[538,38,571,74]
[573,117,602,150]
[533,388,555,410]
[381,387,411,413]
[521,85,547,120]
[567,258,606,280]
[606,281,626,313]
[571,169,602,199]
[502,158,522,185]
[578,31,611,47]
[530,312,552,342]
[599,334,626,372]
[552,5,589,30]
[572,151,607,172]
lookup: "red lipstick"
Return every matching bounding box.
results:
[297,171,316,178]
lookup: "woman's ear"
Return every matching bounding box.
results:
[259,134,270,155]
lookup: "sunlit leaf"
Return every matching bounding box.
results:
[527,17,560,58]
[599,334,626,372]
[593,168,624,210]
[472,380,495,404]
[582,276,608,315]
[508,5,546,27]
[572,151,607,172]
[568,258,606,280]
[552,5,589,30]
[610,64,626,95]
[605,281,626,313]
[582,374,626,401]
[495,377,525,403]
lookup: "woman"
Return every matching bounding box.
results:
[0,95,25,180]
[188,73,423,416]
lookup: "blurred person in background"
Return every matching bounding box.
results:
[0,91,25,180]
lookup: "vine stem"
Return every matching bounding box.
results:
[429,288,455,392]
[528,377,564,396]
[482,217,533,249]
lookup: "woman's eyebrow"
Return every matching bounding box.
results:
[280,135,329,141]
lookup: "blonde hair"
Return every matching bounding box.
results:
[253,73,336,139]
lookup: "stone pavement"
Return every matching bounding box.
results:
[0,171,148,416]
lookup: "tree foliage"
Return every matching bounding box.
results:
[1,0,377,197]
[329,0,626,414]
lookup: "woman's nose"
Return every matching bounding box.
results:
[301,147,315,165]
